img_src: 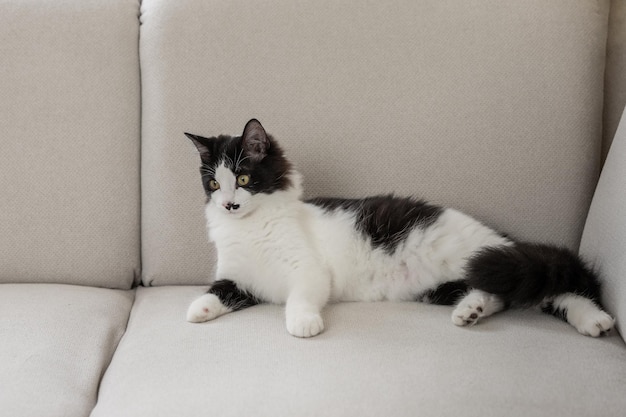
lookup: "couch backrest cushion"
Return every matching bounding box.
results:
[580,108,626,341]
[140,0,609,286]
[0,0,141,289]
[603,0,626,162]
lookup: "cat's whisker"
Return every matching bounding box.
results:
[235,155,251,171]
[234,151,250,172]
[200,167,216,180]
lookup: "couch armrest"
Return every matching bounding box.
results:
[580,107,626,341]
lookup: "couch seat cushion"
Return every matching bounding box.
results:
[0,284,134,417]
[92,286,626,417]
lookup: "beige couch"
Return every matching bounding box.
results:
[1,1,625,416]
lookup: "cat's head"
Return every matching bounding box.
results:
[185,119,298,217]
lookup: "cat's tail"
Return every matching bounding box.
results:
[464,242,602,307]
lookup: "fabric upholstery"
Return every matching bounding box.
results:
[92,286,626,417]
[140,0,609,286]
[603,0,626,162]
[580,109,626,341]
[0,0,141,289]
[0,284,134,417]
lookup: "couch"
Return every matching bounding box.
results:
[1,1,625,416]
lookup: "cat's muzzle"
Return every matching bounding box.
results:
[223,202,240,211]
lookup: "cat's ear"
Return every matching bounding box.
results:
[241,119,270,162]
[185,133,212,160]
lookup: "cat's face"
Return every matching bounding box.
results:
[185,119,292,218]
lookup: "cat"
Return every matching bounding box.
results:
[184,119,615,338]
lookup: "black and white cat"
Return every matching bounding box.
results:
[185,119,615,338]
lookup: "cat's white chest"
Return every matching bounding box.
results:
[206,203,308,303]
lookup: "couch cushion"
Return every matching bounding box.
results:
[140,0,609,286]
[92,286,626,417]
[580,108,626,341]
[0,0,141,289]
[0,284,134,417]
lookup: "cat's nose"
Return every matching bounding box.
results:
[223,202,240,211]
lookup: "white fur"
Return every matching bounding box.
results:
[187,293,232,323]
[549,293,615,337]
[187,167,513,337]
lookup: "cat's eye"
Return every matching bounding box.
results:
[237,174,250,187]
[208,179,220,190]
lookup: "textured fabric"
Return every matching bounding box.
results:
[603,0,626,162]
[140,0,609,286]
[580,109,626,341]
[0,0,141,289]
[92,286,626,417]
[0,284,134,417]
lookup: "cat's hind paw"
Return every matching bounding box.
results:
[286,312,324,338]
[575,310,615,337]
[452,303,484,327]
[451,290,504,327]
[452,292,488,327]
[186,293,230,323]
[550,294,616,337]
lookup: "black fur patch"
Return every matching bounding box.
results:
[541,300,569,322]
[208,280,260,311]
[307,195,443,253]
[418,281,469,305]
[464,243,602,307]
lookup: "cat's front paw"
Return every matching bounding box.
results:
[575,310,615,337]
[286,312,324,338]
[186,293,230,323]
